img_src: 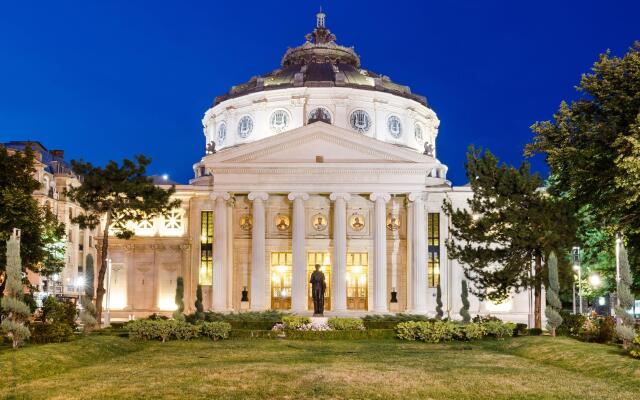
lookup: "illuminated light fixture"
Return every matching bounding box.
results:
[162,174,169,180]
[598,297,606,306]
[280,289,287,297]
[272,273,279,283]
[323,254,331,265]
[159,297,177,311]
[276,265,287,274]
[200,235,207,242]
[572,264,580,272]
[352,265,362,274]
[75,276,85,288]
[588,273,601,288]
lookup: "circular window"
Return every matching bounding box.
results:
[269,110,290,133]
[349,110,371,133]
[217,122,227,145]
[387,116,402,138]
[414,123,423,142]
[308,107,332,124]
[237,116,253,138]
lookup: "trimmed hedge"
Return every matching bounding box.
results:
[396,320,515,343]
[284,329,396,340]
[327,317,365,331]
[30,322,75,344]
[127,319,230,342]
[282,316,311,329]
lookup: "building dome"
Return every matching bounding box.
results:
[202,10,439,154]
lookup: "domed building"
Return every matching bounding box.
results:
[103,11,535,323]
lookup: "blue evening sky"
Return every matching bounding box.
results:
[0,1,638,184]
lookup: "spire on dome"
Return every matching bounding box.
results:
[316,7,326,28]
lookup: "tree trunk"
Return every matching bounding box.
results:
[95,214,111,327]
[534,253,542,329]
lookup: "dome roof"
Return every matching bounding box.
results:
[213,10,428,107]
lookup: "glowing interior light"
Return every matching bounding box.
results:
[358,275,366,286]
[272,273,279,283]
[345,273,351,282]
[276,265,287,274]
[352,265,362,274]
[159,297,177,311]
[75,277,85,288]
[280,289,287,297]
[200,235,207,242]
[323,254,331,265]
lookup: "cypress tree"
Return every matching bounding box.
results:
[545,252,563,337]
[435,284,444,320]
[460,280,471,323]
[194,284,204,321]
[0,230,31,348]
[173,277,185,321]
[615,244,636,348]
[79,254,97,332]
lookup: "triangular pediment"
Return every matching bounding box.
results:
[204,122,434,164]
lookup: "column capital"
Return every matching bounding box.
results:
[329,192,351,202]
[407,192,426,202]
[210,191,230,201]
[248,192,269,202]
[287,192,310,201]
[369,192,391,203]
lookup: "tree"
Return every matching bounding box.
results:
[616,244,636,348]
[444,146,576,328]
[460,280,471,323]
[435,284,443,320]
[0,146,66,294]
[194,284,204,321]
[79,254,97,332]
[173,277,185,321]
[545,252,562,337]
[526,43,640,280]
[1,230,31,348]
[67,155,180,325]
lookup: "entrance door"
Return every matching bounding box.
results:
[346,253,368,310]
[270,252,292,310]
[307,252,331,311]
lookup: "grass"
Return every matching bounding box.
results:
[0,335,638,399]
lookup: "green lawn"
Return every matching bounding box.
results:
[1,335,638,399]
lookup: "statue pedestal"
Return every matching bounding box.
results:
[389,302,400,312]
[310,316,328,325]
[240,301,250,311]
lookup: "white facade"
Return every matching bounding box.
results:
[102,13,538,325]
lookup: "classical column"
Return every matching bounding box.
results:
[248,192,269,310]
[211,192,230,311]
[408,192,427,313]
[330,192,350,312]
[370,193,391,312]
[288,192,309,312]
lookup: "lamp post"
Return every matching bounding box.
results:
[572,246,582,314]
[104,258,112,327]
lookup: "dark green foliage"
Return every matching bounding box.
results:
[362,313,435,329]
[472,314,501,323]
[29,322,75,344]
[556,311,587,337]
[127,319,231,342]
[192,310,289,330]
[200,322,232,340]
[460,280,471,323]
[527,43,640,264]
[67,155,181,325]
[513,323,529,337]
[0,146,66,287]
[194,284,204,321]
[435,284,444,320]
[444,146,576,328]
[173,277,185,321]
[528,328,543,336]
[580,316,617,343]
[1,232,31,347]
[41,296,77,328]
[327,317,365,331]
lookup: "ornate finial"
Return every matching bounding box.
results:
[206,141,216,155]
[423,142,434,157]
[316,7,325,28]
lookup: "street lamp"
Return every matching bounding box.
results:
[588,273,601,288]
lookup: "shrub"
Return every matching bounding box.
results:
[285,329,396,340]
[327,317,365,331]
[556,311,586,337]
[194,284,204,322]
[545,252,563,337]
[173,321,200,340]
[41,296,77,327]
[528,328,543,336]
[580,316,616,343]
[362,314,433,329]
[396,321,458,343]
[513,323,528,337]
[282,316,311,330]
[460,280,471,323]
[173,277,185,321]
[30,322,75,344]
[629,336,640,359]
[461,323,486,340]
[201,321,232,340]
[472,314,501,323]
[482,321,515,339]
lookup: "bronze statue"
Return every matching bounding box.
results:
[309,263,326,316]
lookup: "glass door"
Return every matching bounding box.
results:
[346,252,368,310]
[271,252,292,310]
